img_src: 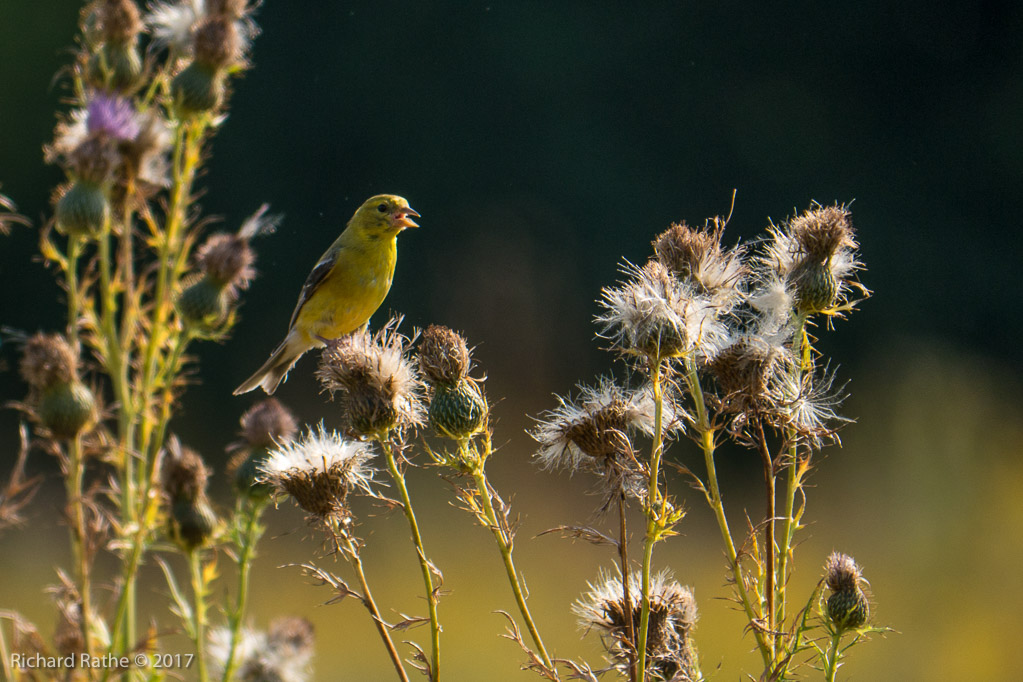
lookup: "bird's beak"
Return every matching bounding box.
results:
[393,206,420,229]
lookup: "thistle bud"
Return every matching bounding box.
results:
[55,181,110,238]
[177,277,229,327]
[823,552,870,633]
[87,43,143,92]
[39,381,96,440]
[169,495,217,551]
[172,62,225,116]
[20,334,96,439]
[794,261,839,314]
[429,380,487,440]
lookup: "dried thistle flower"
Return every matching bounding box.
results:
[823,552,869,633]
[597,260,730,363]
[208,616,314,682]
[316,320,425,438]
[763,203,863,315]
[418,324,472,385]
[652,219,746,308]
[178,205,278,327]
[575,570,700,681]
[258,423,376,521]
[161,435,210,502]
[240,398,298,448]
[710,333,794,432]
[19,334,79,389]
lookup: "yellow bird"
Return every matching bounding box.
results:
[234,194,419,395]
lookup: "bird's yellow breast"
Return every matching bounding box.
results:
[294,237,397,342]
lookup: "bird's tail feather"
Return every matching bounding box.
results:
[233,333,308,395]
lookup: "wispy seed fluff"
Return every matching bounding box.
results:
[258,424,376,521]
[316,319,425,438]
[146,0,258,59]
[762,203,863,315]
[574,570,700,681]
[766,365,849,449]
[208,616,314,682]
[597,260,730,364]
[532,378,682,500]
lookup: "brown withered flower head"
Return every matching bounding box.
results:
[161,435,210,503]
[418,324,472,386]
[19,334,79,390]
[575,570,700,681]
[652,218,746,309]
[239,398,298,449]
[316,318,425,438]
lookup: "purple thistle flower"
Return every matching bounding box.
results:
[87,92,140,141]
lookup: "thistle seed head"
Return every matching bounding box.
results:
[258,424,376,521]
[823,552,870,632]
[316,319,425,438]
[597,260,730,364]
[575,570,699,680]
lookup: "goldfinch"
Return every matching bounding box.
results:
[233,194,419,395]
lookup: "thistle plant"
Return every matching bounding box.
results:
[2,4,884,681]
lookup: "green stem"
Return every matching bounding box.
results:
[380,440,440,680]
[335,526,411,682]
[636,358,664,682]
[823,631,843,682]
[189,549,210,682]
[66,236,82,348]
[221,499,266,682]
[684,355,772,664]
[469,462,555,673]
[67,434,94,660]
[776,313,809,630]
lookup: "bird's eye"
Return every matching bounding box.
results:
[377,203,388,213]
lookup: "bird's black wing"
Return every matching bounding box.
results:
[287,249,338,330]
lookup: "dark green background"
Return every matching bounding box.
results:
[2,2,1022,680]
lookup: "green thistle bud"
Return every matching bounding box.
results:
[56,181,109,238]
[87,43,142,92]
[823,552,870,633]
[172,62,225,116]
[39,381,96,439]
[177,277,229,327]
[233,446,273,501]
[795,260,838,314]
[169,496,217,551]
[429,380,487,440]
[826,586,869,632]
